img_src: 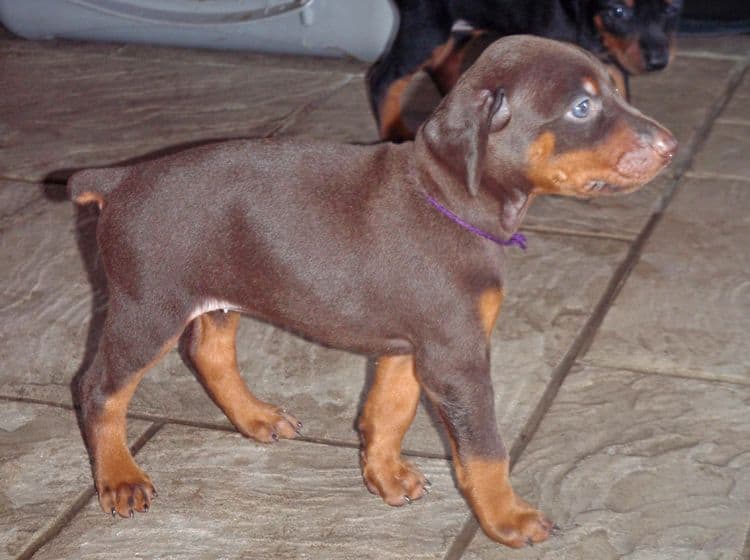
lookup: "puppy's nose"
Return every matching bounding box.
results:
[645,50,669,71]
[648,128,678,160]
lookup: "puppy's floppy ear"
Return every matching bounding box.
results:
[420,86,511,196]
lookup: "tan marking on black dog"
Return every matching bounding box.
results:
[595,14,646,74]
[379,75,417,142]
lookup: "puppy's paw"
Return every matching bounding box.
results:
[480,503,555,548]
[235,405,302,443]
[361,455,429,506]
[96,461,156,518]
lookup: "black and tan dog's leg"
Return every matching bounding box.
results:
[358,355,428,506]
[185,311,301,443]
[366,0,452,141]
[78,302,180,517]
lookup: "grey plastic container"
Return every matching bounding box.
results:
[0,0,397,62]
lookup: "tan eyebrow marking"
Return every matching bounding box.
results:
[582,77,600,96]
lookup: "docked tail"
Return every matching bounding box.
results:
[67,167,129,209]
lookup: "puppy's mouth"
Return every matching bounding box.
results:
[584,179,641,195]
[585,179,615,193]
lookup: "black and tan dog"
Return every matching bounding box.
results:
[69,36,675,548]
[369,0,683,141]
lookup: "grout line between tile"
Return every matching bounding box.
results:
[676,50,747,62]
[742,522,750,560]
[0,175,47,185]
[264,74,356,138]
[578,359,750,387]
[521,225,634,243]
[715,117,750,127]
[442,53,750,560]
[684,170,750,183]
[13,421,165,560]
[0,395,448,460]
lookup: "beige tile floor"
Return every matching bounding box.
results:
[1,26,748,560]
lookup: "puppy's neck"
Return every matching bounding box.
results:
[413,153,533,240]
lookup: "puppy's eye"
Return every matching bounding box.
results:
[570,98,591,119]
[664,3,681,17]
[609,5,632,19]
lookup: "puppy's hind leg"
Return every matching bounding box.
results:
[77,296,183,518]
[182,311,302,443]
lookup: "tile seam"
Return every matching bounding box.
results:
[521,225,634,243]
[264,74,356,139]
[578,359,750,387]
[0,395,448,459]
[741,521,750,560]
[685,170,750,183]
[13,421,165,560]
[442,54,750,560]
[676,50,747,62]
[714,117,750,127]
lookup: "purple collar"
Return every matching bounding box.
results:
[424,194,527,250]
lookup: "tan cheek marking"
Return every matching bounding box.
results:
[478,287,504,339]
[594,15,645,75]
[526,125,661,196]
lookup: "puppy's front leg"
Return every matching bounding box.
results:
[358,355,429,506]
[417,335,553,548]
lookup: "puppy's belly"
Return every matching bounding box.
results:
[187,296,413,357]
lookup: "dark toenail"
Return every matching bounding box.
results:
[271,432,279,441]
[526,538,533,547]
[424,478,432,487]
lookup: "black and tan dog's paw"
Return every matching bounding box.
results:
[362,456,430,506]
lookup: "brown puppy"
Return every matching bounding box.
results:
[68,36,675,548]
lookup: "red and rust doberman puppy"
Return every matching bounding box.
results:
[69,35,675,548]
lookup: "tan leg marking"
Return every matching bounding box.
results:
[379,75,418,141]
[190,311,300,443]
[358,354,427,506]
[478,287,504,339]
[444,448,554,547]
[93,338,178,517]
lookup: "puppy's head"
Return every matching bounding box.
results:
[592,0,683,74]
[417,35,676,199]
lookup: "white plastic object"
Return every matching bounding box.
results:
[0,0,398,62]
